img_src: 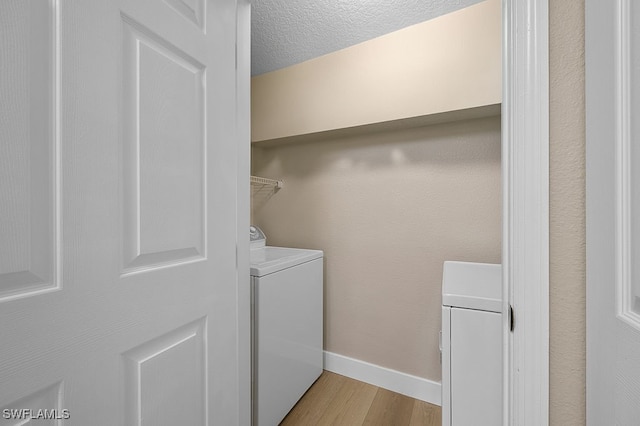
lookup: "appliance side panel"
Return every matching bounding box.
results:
[251,275,258,426]
[442,306,452,426]
[254,257,323,425]
[450,307,502,426]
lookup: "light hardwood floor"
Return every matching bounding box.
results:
[280,371,441,426]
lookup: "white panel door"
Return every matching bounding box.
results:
[586,0,640,424]
[0,0,246,424]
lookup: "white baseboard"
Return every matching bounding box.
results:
[323,351,441,406]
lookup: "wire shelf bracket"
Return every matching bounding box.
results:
[250,175,283,190]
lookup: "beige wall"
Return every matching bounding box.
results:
[252,116,501,381]
[251,0,500,143]
[549,0,586,424]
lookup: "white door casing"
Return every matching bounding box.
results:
[0,0,248,424]
[502,0,549,424]
[586,0,640,424]
[236,1,252,424]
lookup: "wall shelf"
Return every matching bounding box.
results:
[251,104,500,147]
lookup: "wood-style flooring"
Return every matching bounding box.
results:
[280,371,441,426]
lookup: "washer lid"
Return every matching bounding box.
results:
[250,246,323,277]
[442,261,502,312]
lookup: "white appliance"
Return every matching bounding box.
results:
[249,226,323,426]
[441,261,502,426]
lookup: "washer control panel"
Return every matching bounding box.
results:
[250,225,266,247]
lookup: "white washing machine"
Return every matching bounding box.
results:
[249,226,323,426]
[441,261,502,426]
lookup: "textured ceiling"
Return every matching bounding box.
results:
[251,0,484,76]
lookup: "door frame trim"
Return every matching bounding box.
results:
[502,1,550,424]
[236,0,252,424]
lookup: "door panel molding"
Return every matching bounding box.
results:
[123,318,208,426]
[121,13,207,276]
[0,0,61,303]
[163,0,206,32]
[0,381,63,420]
[615,0,640,330]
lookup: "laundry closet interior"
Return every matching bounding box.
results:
[249,0,502,424]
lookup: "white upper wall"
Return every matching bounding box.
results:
[252,0,485,75]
